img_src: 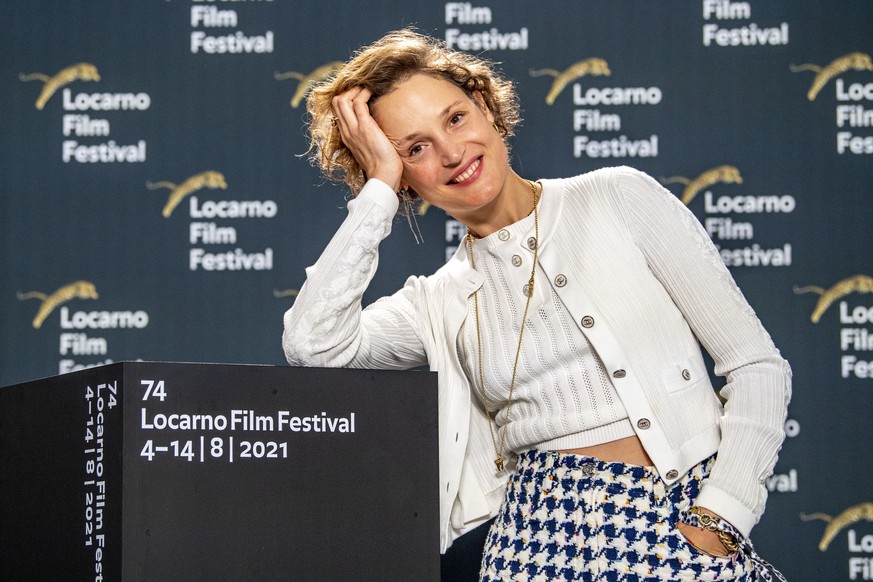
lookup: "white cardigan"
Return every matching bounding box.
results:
[283,166,792,551]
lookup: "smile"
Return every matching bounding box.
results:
[451,157,481,184]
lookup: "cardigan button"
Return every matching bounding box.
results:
[554,274,567,287]
[612,368,626,379]
[522,283,532,297]
[682,369,691,381]
[511,254,523,267]
[636,418,651,430]
[581,315,595,328]
[527,237,537,251]
[498,229,510,241]
[665,469,679,480]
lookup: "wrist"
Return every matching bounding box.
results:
[687,506,739,553]
[366,163,402,193]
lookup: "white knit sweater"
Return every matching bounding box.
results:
[283,167,792,549]
[460,198,634,452]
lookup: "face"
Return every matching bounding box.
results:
[370,74,511,224]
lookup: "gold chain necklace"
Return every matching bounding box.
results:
[465,179,540,473]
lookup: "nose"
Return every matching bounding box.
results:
[438,136,464,167]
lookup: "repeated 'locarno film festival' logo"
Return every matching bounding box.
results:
[661,165,794,268]
[274,62,344,108]
[530,57,661,159]
[20,61,150,163]
[801,502,873,578]
[790,52,873,101]
[795,275,873,379]
[17,280,99,329]
[794,275,873,323]
[148,171,277,271]
[791,52,873,155]
[661,165,743,206]
[529,58,612,105]
[19,63,101,110]
[147,170,228,218]
[17,281,149,373]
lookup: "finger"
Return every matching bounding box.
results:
[331,87,365,131]
[350,90,376,125]
[350,87,372,106]
[340,87,374,130]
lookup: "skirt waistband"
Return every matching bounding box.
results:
[517,448,659,481]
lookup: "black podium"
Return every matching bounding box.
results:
[0,362,440,581]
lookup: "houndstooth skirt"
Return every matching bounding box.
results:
[479,450,760,581]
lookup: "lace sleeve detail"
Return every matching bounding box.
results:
[619,168,777,351]
[282,180,426,369]
[613,166,791,531]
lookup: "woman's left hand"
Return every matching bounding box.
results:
[677,517,731,557]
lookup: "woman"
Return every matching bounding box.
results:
[283,29,791,581]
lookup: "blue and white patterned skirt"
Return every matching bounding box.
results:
[479,450,759,581]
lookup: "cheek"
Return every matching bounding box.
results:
[402,163,439,191]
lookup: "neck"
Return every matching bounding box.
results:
[463,171,537,238]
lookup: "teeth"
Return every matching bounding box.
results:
[453,158,480,183]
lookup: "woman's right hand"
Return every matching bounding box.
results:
[331,87,403,192]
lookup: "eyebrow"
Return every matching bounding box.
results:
[395,99,466,144]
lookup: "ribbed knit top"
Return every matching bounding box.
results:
[459,194,634,453]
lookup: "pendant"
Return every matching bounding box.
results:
[494,457,504,472]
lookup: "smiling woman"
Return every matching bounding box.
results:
[283,28,790,582]
[368,74,526,236]
[305,29,520,197]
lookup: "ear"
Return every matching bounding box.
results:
[471,91,495,123]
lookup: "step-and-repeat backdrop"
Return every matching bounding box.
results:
[2,1,871,578]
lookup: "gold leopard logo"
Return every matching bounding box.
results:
[19,63,101,110]
[801,502,873,551]
[530,58,611,105]
[17,280,99,329]
[660,165,744,205]
[790,52,873,101]
[146,171,228,218]
[274,61,344,108]
[794,275,873,323]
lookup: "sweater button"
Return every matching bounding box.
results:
[682,369,691,381]
[554,274,567,287]
[527,237,537,251]
[511,254,523,267]
[637,418,651,430]
[498,229,510,241]
[665,469,679,480]
[581,315,595,328]
[612,369,626,379]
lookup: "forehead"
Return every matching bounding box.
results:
[371,74,471,129]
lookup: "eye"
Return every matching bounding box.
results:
[408,143,424,157]
[449,112,464,125]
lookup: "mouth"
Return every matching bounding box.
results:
[450,157,482,185]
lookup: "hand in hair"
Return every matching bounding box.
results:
[331,86,403,193]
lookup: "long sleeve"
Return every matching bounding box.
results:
[282,179,429,370]
[615,167,792,535]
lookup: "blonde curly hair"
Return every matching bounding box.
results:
[306,29,521,197]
